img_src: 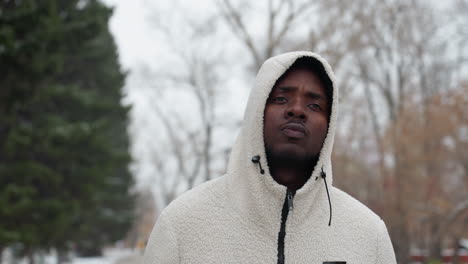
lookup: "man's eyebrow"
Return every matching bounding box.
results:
[274,86,327,101]
[306,91,326,101]
[275,86,296,92]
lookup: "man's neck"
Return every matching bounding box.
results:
[268,159,315,191]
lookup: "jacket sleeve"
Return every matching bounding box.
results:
[143,211,179,264]
[375,219,397,264]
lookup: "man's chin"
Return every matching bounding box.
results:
[265,147,311,165]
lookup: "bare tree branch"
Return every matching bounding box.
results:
[217,0,262,68]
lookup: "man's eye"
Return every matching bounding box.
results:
[273,97,287,103]
[308,103,322,111]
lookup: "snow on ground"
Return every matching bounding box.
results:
[2,247,139,264]
[72,248,138,264]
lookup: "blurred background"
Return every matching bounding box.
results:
[1,0,467,263]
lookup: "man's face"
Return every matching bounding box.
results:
[264,68,330,164]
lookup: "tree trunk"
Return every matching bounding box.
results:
[27,248,35,264]
[392,126,410,264]
[428,234,442,262]
[452,236,460,264]
[204,124,212,182]
[56,249,69,264]
[393,211,410,264]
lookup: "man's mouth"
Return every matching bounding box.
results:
[281,123,306,139]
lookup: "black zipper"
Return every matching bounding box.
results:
[277,189,294,264]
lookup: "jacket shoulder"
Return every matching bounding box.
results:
[159,175,228,222]
[331,187,383,227]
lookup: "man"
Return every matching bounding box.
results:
[143,51,396,263]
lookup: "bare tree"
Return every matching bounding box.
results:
[125,189,159,248]
[131,1,228,208]
[217,0,316,70]
[324,0,468,262]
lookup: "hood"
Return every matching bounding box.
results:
[225,51,338,231]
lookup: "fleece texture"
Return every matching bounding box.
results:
[143,51,397,264]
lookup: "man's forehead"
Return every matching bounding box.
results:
[274,66,321,83]
[272,69,325,89]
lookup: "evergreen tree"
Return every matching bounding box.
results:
[0,0,134,259]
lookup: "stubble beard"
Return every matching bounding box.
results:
[265,145,318,170]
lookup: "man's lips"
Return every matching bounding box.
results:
[281,122,306,139]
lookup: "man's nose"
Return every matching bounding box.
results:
[285,98,306,120]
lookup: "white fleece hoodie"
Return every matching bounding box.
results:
[143,51,397,264]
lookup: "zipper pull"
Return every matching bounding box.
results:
[287,190,294,211]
